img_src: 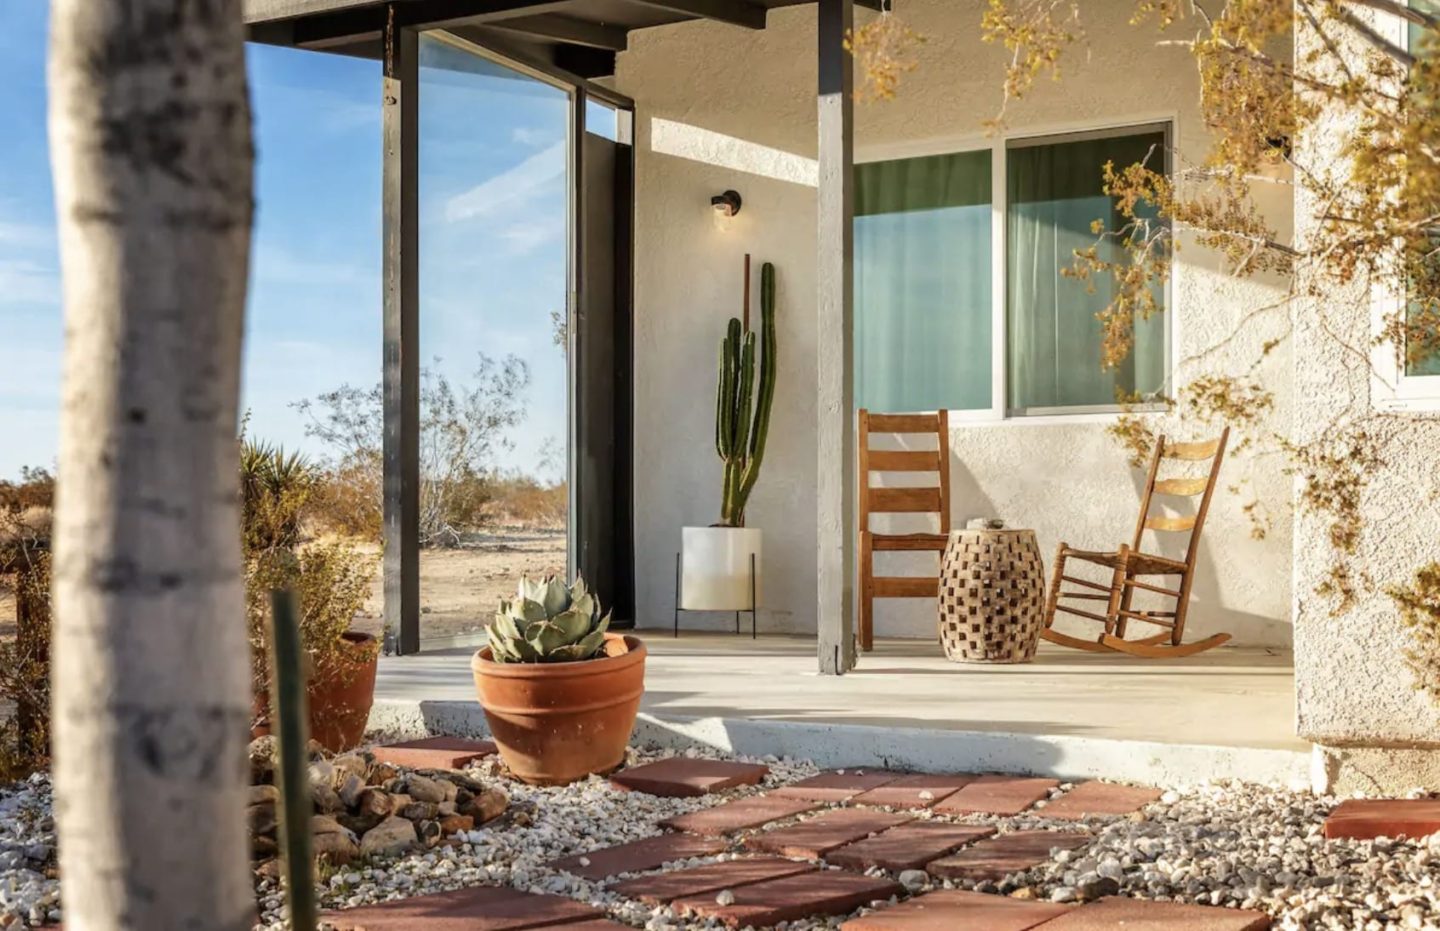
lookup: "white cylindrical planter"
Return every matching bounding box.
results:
[681,526,762,611]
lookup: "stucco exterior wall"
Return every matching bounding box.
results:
[615,0,1294,645]
[1291,9,1440,785]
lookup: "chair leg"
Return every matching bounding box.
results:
[1171,567,1195,647]
[1103,546,1130,637]
[859,531,874,652]
[1042,543,1068,631]
[1113,570,1137,640]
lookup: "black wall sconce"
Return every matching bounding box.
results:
[711,190,742,217]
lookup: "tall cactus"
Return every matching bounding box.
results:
[715,262,778,527]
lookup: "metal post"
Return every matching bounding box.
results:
[750,551,757,639]
[816,0,856,675]
[674,552,681,638]
[383,10,420,655]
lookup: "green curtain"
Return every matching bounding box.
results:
[1006,132,1168,411]
[854,150,992,413]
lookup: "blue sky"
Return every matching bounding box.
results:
[0,5,568,481]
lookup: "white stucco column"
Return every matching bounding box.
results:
[815,0,857,674]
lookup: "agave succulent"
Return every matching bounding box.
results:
[486,575,612,663]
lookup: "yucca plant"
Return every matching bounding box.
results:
[486,575,612,663]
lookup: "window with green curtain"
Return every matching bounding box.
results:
[1407,1,1440,375]
[854,150,993,413]
[1006,129,1169,412]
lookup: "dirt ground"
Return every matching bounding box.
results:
[351,526,568,644]
[0,526,567,648]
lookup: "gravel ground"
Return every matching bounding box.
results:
[5,750,1440,930]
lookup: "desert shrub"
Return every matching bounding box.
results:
[245,542,376,713]
[0,499,51,781]
[294,353,530,545]
[1391,563,1440,704]
[240,440,316,554]
[485,474,567,529]
[308,459,383,543]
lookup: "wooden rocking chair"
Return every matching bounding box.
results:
[1041,427,1231,659]
[857,409,951,653]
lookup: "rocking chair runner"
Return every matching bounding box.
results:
[1041,427,1231,658]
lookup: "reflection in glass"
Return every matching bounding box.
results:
[417,34,571,643]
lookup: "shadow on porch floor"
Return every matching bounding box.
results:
[375,632,1300,752]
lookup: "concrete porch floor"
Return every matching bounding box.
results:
[374,632,1302,756]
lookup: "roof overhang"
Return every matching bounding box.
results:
[244,0,881,76]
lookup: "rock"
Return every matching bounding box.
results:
[254,858,281,882]
[1010,887,1038,900]
[308,760,336,791]
[1050,887,1078,903]
[247,802,277,837]
[252,834,278,859]
[248,736,278,782]
[311,815,350,836]
[400,802,441,822]
[715,889,736,906]
[313,830,361,866]
[357,788,393,819]
[370,762,400,785]
[437,801,457,817]
[338,811,386,836]
[406,775,447,804]
[249,784,279,806]
[359,817,418,857]
[1077,876,1120,902]
[312,784,345,814]
[897,870,929,891]
[438,814,474,836]
[416,819,443,847]
[460,788,508,825]
[332,753,370,785]
[337,772,366,809]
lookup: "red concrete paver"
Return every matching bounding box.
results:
[933,775,1060,817]
[321,885,600,930]
[827,821,996,872]
[609,758,769,797]
[661,795,823,836]
[745,808,914,859]
[1041,782,1161,820]
[775,770,903,803]
[611,856,817,904]
[926,830,1092,881]
[674,870,905,928]
[370,737,497,770]
[1038,896,1271,930]
[841,889,1072,931]
[849,773,977,809]
[548,833,728,881]
[1324,799,1440,840]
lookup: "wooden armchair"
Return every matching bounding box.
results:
[857,409,950,652]
[1041,428,1231,658]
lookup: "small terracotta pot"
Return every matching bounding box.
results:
[253,631,379,753]
[471,633,646,786]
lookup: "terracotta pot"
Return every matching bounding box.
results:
[471,633,646,786]
[253,631,379,753]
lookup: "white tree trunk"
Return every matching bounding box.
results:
[48,2,255,928]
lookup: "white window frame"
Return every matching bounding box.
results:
[855,113,1179,425]
[1369,2,1440,411]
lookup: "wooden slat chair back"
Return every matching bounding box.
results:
[1040,427,1231,659]
[857,410,950,652]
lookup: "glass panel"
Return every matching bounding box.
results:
[418,34,571,644]
[1407,2,1440,374]
[585,98,618,140]
[1006,130,1168,411]
[854,150,992,413]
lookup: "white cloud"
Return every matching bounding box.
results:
[498,217,565,255]
[251,245,377,290]
[0,258,59,306]
[511,127,554,148]
[444,141,565,224]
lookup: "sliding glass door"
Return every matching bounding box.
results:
[416,33,573,646]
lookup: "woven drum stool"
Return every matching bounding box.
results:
[937,528,1046,663]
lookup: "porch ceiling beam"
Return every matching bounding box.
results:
[617,0,766,29]
[482,13,629,50]
[285,0,584,48]
[816,0,855,676]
